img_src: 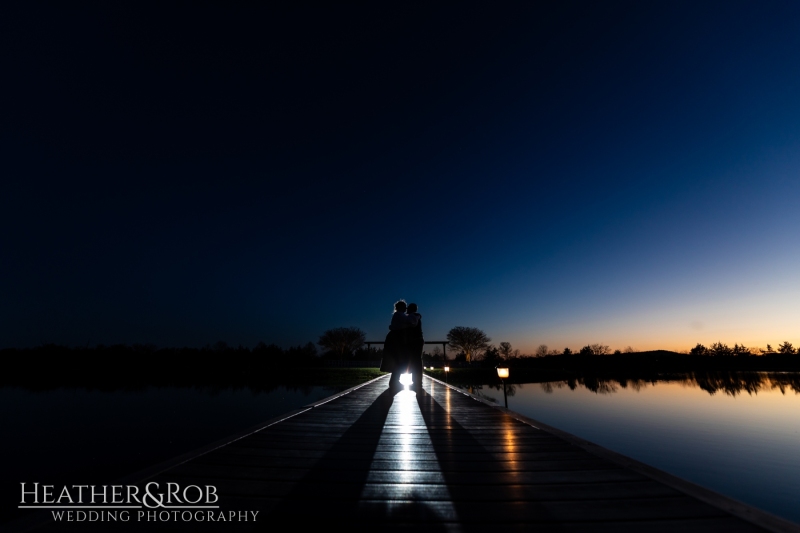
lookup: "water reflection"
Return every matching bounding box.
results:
[457,371,800,524]
[506,372,799,397]
[463,383,519,401]
[458,372,800,404]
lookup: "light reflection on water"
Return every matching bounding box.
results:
[463,372,800,524]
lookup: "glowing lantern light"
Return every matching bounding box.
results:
[496,366,510,408]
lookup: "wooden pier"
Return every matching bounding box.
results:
[20,375,800,532]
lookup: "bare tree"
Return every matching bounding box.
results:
[498,341,513,360]
[431,346,443,362]
[622,346,635,354]
[534,344,549,357]
[447,327,490,363]
[590,343,610,355]
[318,327,366,359]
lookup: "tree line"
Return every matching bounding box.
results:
[315,325,800,362]
[689,341,797,356]
[5,330,797,383]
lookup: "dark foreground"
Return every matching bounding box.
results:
[10,375,798,532]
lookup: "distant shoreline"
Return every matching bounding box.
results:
[3,345,799,389]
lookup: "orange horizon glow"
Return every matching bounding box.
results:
[496,337,799,356]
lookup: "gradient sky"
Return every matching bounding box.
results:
[2,1,799,353]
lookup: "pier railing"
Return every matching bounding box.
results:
[365,340,449,357]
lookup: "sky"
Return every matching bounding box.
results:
[2,1,799,354]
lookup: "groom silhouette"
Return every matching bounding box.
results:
[406,303,424,391]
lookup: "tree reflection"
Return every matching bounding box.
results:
[688,371,800,397]
[527,372,800,397]
[464,383,518,402]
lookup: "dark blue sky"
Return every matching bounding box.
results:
[3,1,799,352]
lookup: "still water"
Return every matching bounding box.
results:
[462,373,800,524]
[0,385,341,524]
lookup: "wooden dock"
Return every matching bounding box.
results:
[21,374,800,532]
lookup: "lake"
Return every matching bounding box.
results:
[0,384,345,524]
[459,372,800,525]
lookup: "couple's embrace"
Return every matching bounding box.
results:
[381,300,424,391]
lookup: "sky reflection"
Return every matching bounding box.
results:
[466,373,800,524]
[520,371,800,397]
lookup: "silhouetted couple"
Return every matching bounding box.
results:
[381,300,424,391]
